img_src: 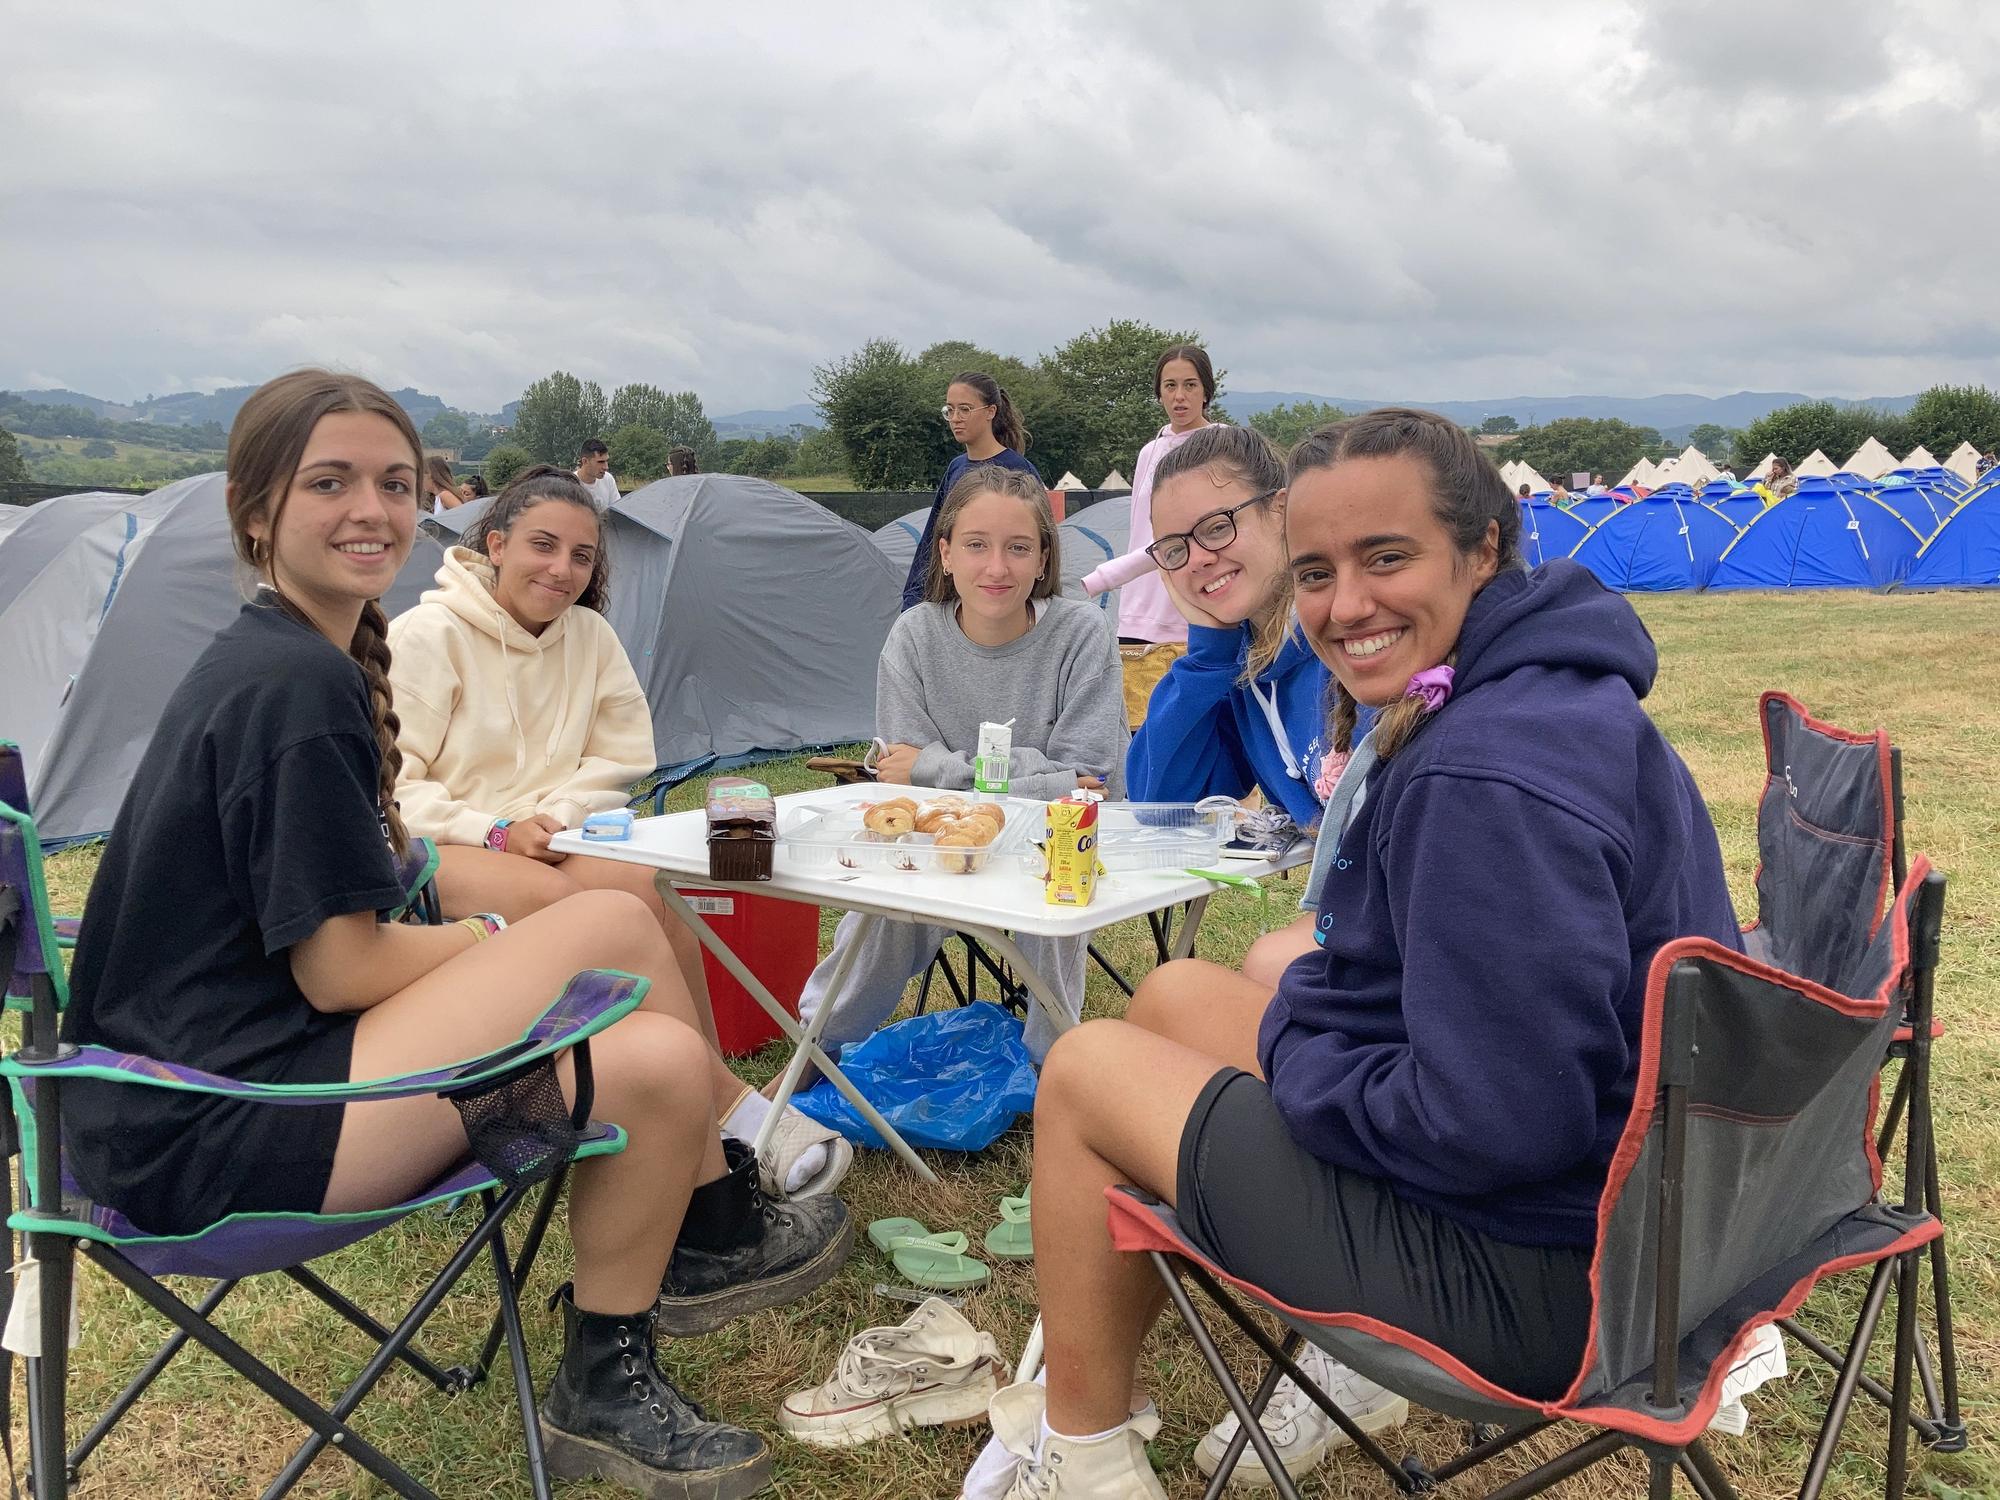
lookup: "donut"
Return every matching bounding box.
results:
[863,804,915,837]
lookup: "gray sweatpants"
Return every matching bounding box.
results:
[797,911,1083,1062]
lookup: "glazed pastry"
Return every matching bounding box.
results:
[863,804,916,837]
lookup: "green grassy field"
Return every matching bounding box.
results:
[21,590,2000,1498]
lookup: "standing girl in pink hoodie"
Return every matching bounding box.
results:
[1083,344,1216,727]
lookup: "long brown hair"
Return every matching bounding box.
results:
[949,371,1029,455]
[920,465,1060,606]
[1287,407,1520,762]
[463,464,613,613]
[1150,423,1293,682]
[226,370,418,856]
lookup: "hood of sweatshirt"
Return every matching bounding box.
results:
[1451,558,1656,702]
[426,545,576,776]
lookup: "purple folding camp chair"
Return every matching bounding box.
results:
[0,741,641,1499]
[1111,861,1947,1500]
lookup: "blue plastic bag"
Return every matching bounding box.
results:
[793,1001,1038,1152]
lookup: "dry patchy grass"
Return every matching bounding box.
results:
[17,590,2000,1497]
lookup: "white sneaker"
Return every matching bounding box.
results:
[957,1380,1161,1500]
[982,1382,1168,1500]
[781,1297,1007,1447]
[1194,1344,1410,1491]
[757,1107,855,1199]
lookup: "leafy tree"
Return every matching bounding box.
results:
[609,423,672,485]
[421,409,471,451]
[812,339,948,489]
[1037,320,1211,485]
[1686,423,1735,459]
[79,438,117,459]
[607,384,720,470]
[1250,401,1349,451]
[0,427,28,484]
[715,434,800,477]
[788,424,848,479]
[512,372,608,466]
[482,444,535,488]
[1498,418,1664,480]
[1479,414,1519,435]
[458,424,499,462]
[1902,385,2000,458]
[1729,403,1908,471]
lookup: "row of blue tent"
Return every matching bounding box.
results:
[1519,467,2000,591]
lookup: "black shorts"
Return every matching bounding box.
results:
[65,1020,355,1238]
[1176,1069,1593,1400]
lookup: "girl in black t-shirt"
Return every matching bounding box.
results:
[62,371,849,1497]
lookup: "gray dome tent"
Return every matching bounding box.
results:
[870,506,932,576]
[604,474,901,773]
[1057,495,1135,616]
[1,474,444,844]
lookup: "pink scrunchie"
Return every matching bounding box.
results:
[1313,750,1349,801]
[1405,665,1455,713]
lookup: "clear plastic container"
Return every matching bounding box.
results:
[781,794,1037,876]
[1014,800,1243,874]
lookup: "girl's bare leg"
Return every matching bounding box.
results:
[1241,912,1317,993]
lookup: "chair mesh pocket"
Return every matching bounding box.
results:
[445,1057,579,1189]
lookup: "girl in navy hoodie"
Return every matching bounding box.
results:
[960,409,1740,1499]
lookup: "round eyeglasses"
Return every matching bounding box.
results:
[1144,489,1280,571]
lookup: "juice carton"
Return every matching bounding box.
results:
[1043,795,1102,907]
[973,721,1012,795]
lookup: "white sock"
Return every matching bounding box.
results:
[719,1089,827,1194]
[1041,1412,1132,1447]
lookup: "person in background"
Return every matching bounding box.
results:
[1548,477,1571,508]
[1761,456,1797,504]
[575,438,618,510]
[670,445,699,476]
[1587,472,1608,495]
[900,371,1041,609]
[1516,482,1531,499]
[1106,344,1219,728]
[423,454,457,513]
[459,474,488,504]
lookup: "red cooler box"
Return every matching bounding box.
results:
[674,888,815,1055]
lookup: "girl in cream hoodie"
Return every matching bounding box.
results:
[387,466,851,1199]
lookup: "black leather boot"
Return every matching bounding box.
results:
[656,1139,853,1336]
[540,1284,771,1499]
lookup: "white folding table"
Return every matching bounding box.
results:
[551,784,1283,1182]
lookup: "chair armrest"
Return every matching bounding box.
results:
[2,967,647,1105]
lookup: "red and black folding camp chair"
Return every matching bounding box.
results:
[1747,692,1964,1454]
[1111,863,1947,1499]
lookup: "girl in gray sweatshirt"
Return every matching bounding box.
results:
[799,467,1127,1060]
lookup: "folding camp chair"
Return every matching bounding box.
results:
[1111,865,1947,1500]
[0,748,643,1499]
[1746,692,1965,1452]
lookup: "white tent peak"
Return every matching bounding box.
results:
[1672,445,1720,484]
[1054,471,1089,491]
[1617,457,1659,488]
[1843,436,1897,480]
[1747,453,1779,480]
[1098,468,1131,491]
[1944,441,1981,484]
[1794,449,1838,477]
[1900,445,1939,470]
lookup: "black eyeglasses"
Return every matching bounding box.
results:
[1144,489,1279,570]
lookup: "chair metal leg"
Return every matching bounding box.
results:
[1423,1419,1556,1485]
[259,1188,530,1498]
[1482,1429,1628,1500]
[85,1244,433,1499]
[66,1278,240,1476]
[25,1228,75,1499]
[1885,1246,1923,1500]
[1087,943,1135,998]
[1649,1456,1677,1500]
[1919,1111,1965,1448]
[1172,1257,1416,1491]
[283,1267,464,1391]
[1198,1330,1298,1500]
[481,1193,554,1500]
[1681,1438,1744,1500]
[1799,1257,1896,1500]
[474,1165,570,1383]
[1775,1317,1939,1445]
[1149,1253,1311,1500]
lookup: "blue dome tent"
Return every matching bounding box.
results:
[1566,495,1621,528]
[1904,490,2000,588]
[1518,500,1590,567]
[1709,492,1924,590]
[1871,483,1954,540]
[1570,493,1738,591]
[1706,492,1766,528]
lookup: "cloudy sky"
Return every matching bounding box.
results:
[5,0,1997,415]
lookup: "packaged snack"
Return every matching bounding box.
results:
[1043,796,1102,907]
[706,777,776,881]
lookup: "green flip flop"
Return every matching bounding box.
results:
[983,1190,1033,1261]
[887,1230,991,1291]
[866,1216,929,1255]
